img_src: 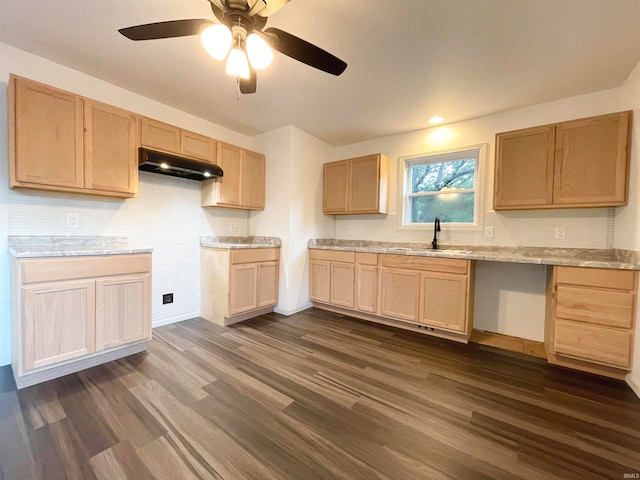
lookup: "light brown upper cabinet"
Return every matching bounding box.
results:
[9,75,137,198]
[139,117,217,164]
[201,142,265,211]
[323,154,389,214]
[494,111,631,210]
[84,100,138,195]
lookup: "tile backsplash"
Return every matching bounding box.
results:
[335,208,613,249]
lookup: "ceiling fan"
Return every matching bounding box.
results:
[118,0,347,94]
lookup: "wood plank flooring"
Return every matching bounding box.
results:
[1,307,639,479]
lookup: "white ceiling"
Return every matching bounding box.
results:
[1,0,640,146]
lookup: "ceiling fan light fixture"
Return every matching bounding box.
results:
[246,33,273,70]
[226,47,251,79]
[201,24,232,60]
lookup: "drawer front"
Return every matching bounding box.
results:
[21,254,151,284]
[309,249,355,263]
[230,248,279,264]
[554,320,632,369]
[555,285,634,328]
[381,254,468,274]
[556,266,636,291]
[356,252,378,266]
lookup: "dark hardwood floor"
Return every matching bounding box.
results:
[1,307,639,479]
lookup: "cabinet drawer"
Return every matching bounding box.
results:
[554,320,632,369]
[230,248,279,264]
[555,266,636,290]
[309,249,355,263]
[555,285,634,328]
[356,252,378,265]
[21,254,151,284]
[381,254,468,274]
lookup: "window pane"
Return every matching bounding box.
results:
[410,192,475,223]
[411,158,476,193]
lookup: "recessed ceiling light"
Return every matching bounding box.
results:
[429,115,445,125]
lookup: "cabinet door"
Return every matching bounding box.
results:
[229,263,257,315]
[330,262,355,309]
[22,280,95,371]
[257,261,279,307]
[242,150,265,210]
[356,265,378,313]
[140,117,181,153]
[379,267,420,322]
[420,272,468,333]
[12,77,84,188]
[84,100,137,195]
[494,125,555,209]
[216,142,243,206]
[553,112,630,206]
[181,130,216,162]
[95,274,151,351]
[323,160,349,213]
[349,155,381,213]
[309,260,331,303]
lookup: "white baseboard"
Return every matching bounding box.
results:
[274,302,313,316]
[627,372,640,400]
[152,312,199,329]
[0,354,11,367]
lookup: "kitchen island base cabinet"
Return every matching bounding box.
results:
[11,254,152,389]
[201,247,280,326]
[545,266,637,380]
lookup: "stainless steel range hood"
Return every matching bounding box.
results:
[138,148,223,181]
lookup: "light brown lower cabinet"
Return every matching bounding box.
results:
[11,254,152,388]
[420,271,470,333]
[379,268,421,322]
[309,249,475,342]
[545,265,637,379]
[308,249,356,308]
[201,247,280,325]
[355,253,379,313]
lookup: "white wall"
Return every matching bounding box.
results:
[251,126,334,314]
[612,61,640,396]
[333,86,628,341]
[0,42,253,365]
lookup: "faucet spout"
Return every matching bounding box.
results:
[432,217,441,250]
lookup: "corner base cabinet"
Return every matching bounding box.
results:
[309,249,475,343]
[201,247,279,325]
[11,254,151,388]
[545,266,637,379]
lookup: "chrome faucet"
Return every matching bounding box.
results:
[432,217,441,250]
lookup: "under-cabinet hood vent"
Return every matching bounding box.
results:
[138,148,223,181]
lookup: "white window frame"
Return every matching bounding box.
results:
[399,143,487,230]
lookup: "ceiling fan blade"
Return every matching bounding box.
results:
[263,27,347,76]
[119,19,214,41]
[251,0,291,17]
[240,69,257,94]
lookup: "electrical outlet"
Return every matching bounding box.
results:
[348,226,356,235]
[229,222,236,232]
[162,293,173,304]
[484,226,494,239]
[66,213,79,228]
[555,227,567,239]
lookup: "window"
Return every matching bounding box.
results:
[401,145,485,227]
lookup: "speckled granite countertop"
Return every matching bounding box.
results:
[8,236,153,258]
[200,236,282,249]
[307,239,640,270]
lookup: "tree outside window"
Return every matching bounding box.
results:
[403,147,482,225]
